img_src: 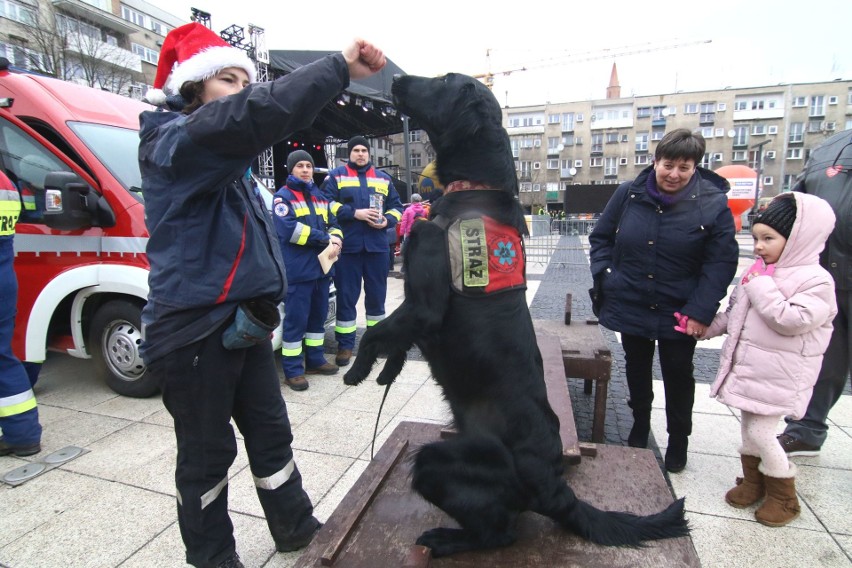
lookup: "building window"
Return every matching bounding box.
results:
[548,114,561,124]
[410,152,422,168]
[408,130,422,143]
[751,100,764,110]
[787,148,803,159]
[828,96,838,105]
[604,157,618,176]
[520,183,532,192]
[532,183,541,191]
[132,43,158,65]
[547,159,559,169]
[734,100,748,111]
[717,102,727,112]
[574,160,583,167]
[699,153,712,168]
[1,0,38,24]
[809,95,825,117]
[547,137,560,152]
[684,103,698,114]
[789,122,804,143]
[590,157,603,167]
[783,174,795,190]
[732,150,746,162]
[792,96,807,107]
[606,132,619,143]
[752,124,766,135]
[768,125,778,134]
[121,5,147,27]
[808,120,823,133]
[732,126,748,147]
[533,161,541,169]
[561,134,575,146]
[701,127,714,138]
[651,129,665,141]
[591,133,603,154]
[763,176,773,186]
[636,107,651,118]
[635,154,650,165]
[635,132,649,152]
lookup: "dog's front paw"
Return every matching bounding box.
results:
[343,367,366,386]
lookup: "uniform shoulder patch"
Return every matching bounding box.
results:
[274,202,289,218]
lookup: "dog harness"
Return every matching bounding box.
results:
[443,214,526,296]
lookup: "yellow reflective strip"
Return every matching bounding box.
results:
[329,228,343,238]
[295,224,310,245]
[304,338,323,347]
[0,189,20,201]
[335,324,356,334]
[293,206,310,216]
[281,342,303,356]
[387,209,402,221]
[0,396,37,417]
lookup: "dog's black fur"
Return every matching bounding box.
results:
[343,73,689,557]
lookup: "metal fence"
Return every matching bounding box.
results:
[524,216,593,266]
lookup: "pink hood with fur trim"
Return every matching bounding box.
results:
[705,192,838,418]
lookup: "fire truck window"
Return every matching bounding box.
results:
[0,118,72,224]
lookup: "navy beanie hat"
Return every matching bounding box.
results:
[754,195,796,239]
[347,135,369,154]
[287,150,314,173]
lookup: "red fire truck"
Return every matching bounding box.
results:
[0,61,333,398]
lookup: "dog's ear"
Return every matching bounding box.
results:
[446,82,492,140]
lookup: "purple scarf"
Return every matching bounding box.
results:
[645,169,697,206]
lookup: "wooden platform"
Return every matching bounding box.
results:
[533,319,613,443]
[295,421,698,568]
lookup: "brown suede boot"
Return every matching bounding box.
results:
[725,454,765,508]
[755,463,800,527]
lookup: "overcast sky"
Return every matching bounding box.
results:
[147,0,850,107]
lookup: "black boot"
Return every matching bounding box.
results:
[665,436,689,473]
[627,399,651,448]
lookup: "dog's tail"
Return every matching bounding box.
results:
[554,494,689,546]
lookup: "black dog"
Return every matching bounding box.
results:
[343,73,689,557]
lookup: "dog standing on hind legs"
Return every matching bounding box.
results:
[343,72,689,558]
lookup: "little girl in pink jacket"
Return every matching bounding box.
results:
[700,192,836,527]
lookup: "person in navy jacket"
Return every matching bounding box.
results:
[589,129,738,474]
[273,150,342,391]
[321,137,402,366]
[138,22,386,568]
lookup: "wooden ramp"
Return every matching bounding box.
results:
[294,421,698,567]
[295,332,698,567]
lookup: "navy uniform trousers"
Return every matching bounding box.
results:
[154,321,316,567]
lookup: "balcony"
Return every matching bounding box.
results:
[52,0,137,35]
[64,32,142,72]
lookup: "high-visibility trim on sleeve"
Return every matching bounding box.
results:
[290,223,311,245]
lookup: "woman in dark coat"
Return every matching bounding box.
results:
[589,129,738,473]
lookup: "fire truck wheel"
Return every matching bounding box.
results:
[89,300,157,398]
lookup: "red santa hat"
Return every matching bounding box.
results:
[145,22,257,106]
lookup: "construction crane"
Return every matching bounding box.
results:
[473,38,712,90]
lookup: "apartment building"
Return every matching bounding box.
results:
[0,0,184,98]
[391,77,851,212]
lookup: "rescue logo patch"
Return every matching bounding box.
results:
[274,203,289,218]
[490,238,517,273]
[448,215,526,296]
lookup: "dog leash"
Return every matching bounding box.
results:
[371,381,394,460]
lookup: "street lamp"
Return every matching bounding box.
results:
[750,139,772,215]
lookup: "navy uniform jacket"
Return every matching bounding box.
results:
[272,176,342,284]
[320,162,402,253]
[138,53,350,363]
